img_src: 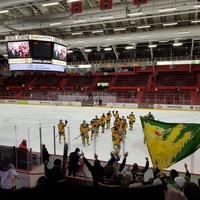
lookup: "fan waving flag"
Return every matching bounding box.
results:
[140,116,200,169]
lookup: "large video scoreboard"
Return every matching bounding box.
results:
[5,34,68,72]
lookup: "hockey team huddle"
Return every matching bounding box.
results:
[58,110,154,156]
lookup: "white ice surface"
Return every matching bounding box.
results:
[0,104,200,174]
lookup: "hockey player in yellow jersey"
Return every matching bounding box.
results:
[111,125,119,149]
[127,112,136,131]
[113,117,120,130]
[105,111,112,129]
[100,113,106,133]
[80,120,90,146]
[146,112,155,120]
[112,129,124,155]
[57,119,68,143]
[112,110,119,119]
[90,119,98,140]
[119,116,128,136]
[93,115,101,136]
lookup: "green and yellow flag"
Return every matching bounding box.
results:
[140,116,200,169]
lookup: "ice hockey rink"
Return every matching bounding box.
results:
[0,103,200,174]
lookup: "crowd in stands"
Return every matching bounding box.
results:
[1,148,200,199]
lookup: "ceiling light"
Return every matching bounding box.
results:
[127,12,143,17]
[42,2,58,7]
[191,20,200,23]
[137,25,150,29]
[67,0,80,2]
[139,35,149,38]
[159,8,177,13]
[163,22,177,26]
[73,19,87,23]
[74,40,83,43]
[121,36,130,39]
[159,40,169,43]
[92,30,104,33]
[85,49,92,52]
[105,37,114,41]
[49,22,62,26]
[194,5,200,8]
[99,16,113,20]
[173,42,183,46]
[148,45,157,48]
[177,31,189,34]
[72,32,83,35]
[104,48,112,51]
[0,10,9,14]
[125,46,134,50]
[114,28,126,31]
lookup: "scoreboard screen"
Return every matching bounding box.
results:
[32,40,52,59]
[6,34,68,71]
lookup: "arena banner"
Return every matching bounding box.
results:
[18,100,28,104]
[100,0,112,10]
[140,116,200,169]
[71,1,82,14]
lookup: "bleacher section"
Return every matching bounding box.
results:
[142,91,191,105]
[155,72,197,87]
[0,70,199,105]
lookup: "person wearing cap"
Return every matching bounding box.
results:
[45,158,66,185]
[174,176,186,191]
[57,119,68,144]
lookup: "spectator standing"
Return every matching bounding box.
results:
[19,139,27,149]
[131,157,149,179]
[81,151,104,187]
[68,147,81,177]
[0,155,19,193]
[45,158,66,185]
[183,181,200,200]
[98,164,126,188]
[42,144,50,173]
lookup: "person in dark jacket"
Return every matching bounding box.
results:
[45,158,66,185]
[42,144,50,173]
[81,151,104,187]
[68,147,80,177]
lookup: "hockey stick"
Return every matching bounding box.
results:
[73,134,81,140]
